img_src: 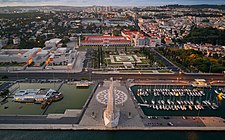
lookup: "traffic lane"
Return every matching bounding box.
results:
[0,72,224,81]
[0,72,88,80]
[92,74,225,81]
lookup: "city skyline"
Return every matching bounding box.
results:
[0,0,224,7]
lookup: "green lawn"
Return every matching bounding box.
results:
[45,84,93,114]
[141,59,150,64]
[120,70,153,73]
[79,46,99,49]
[0,62,26,67]
[135,52,146,57]
[0,83,93,115]
[158,70,172,73]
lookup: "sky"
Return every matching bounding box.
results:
[0,0,224,7]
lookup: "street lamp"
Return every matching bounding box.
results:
[179,70,182,75]
[17,72,20,89]
[52,68,55,89]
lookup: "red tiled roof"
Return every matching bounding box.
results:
[81,35,130,44]
[84,35,126,41]
[164,37,171,41]
[121,30,145,39]
[82,40,130,43]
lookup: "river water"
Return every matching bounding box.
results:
[131,85,225,118]
[0,130,225,140]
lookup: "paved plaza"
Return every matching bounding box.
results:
[79,80,145,128]
[96,88,127,105]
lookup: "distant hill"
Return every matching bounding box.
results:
[161,4,225,10]
[0,6,85,11]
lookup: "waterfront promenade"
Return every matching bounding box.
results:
[79,80,144,128]
[1,119,225,131]
[0,80,225,131]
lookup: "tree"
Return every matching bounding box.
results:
[97,46,100,68]
[112,30,121,36]
[218,58,223,64]
[1,89,9,96]
[161,38,166,44]
[184,27,225,45]
[61,37,70,44]
[1,75,8,79]
[115,46,117,52]
[100,47,104,65]
[213,53,219,59]
[80,35,85,40]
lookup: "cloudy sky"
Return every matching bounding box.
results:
[0,0,224,6]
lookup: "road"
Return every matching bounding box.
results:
[0,71,224,82]
[150,48,180,72]
[93,73,225,81]
[73,51,86,73]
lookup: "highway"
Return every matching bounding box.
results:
[0,71,224,82]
